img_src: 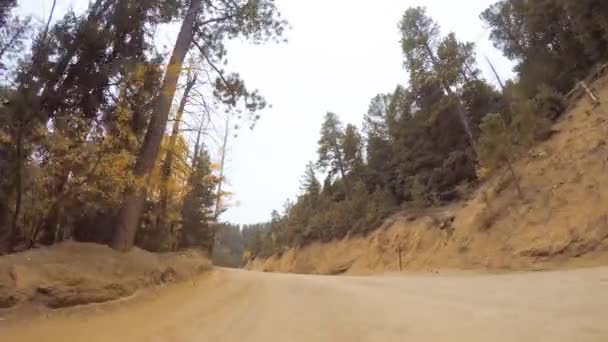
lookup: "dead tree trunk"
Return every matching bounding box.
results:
[452,90,477,151]
[214,115,230,221]
[41,0,57,42]
[506,159,523,199]
[334,144,351,199]
[0,21,28,60]
[111,0,203,251]
[38,171,69,246]
[486,56,505,92]
[398,245,403,272]
[579,81,600,106]
[192,120,204,168]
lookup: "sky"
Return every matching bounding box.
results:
[20,0,514,225]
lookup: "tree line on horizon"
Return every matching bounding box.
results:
[243,0,608,259]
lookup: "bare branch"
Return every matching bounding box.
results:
[42,0,57,42]
[191,39,230,87]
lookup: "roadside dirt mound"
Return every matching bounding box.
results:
[247,76,608,275]
[0,242,211,309]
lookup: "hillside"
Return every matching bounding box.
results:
[246,75,608,275]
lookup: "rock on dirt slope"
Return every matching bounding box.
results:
[247,76,608,275]
[0,242,211,309]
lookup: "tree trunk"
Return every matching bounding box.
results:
[9,127,23,252]
[453,96,476,148]
[579,81,600,106]
[111,0,202,251]
[486,56,506,92]
[38,171,69,246]
[437,72,475,148]
[462,63,479,84]
[41,0,57,42]
[192,119,204,168]
[38,206,60,246]
[0,21,27,60]
[214,115,230,221]
[506,159,523,199]
[334,145,351,199]
[157,72,197,235]
[0,201,11,254]
[398,245,402,272]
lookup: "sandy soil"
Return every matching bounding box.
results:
[2,267,608,341]
[0,242,211,309]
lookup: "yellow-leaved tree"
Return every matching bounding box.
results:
[137,132,191,251]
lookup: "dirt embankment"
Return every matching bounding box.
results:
[247,77,608,275]
[0,242,211,309]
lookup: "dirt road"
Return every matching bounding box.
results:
[2,267,608,341]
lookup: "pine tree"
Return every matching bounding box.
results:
[342,124,364,177]
[399,7,476,149]
[317,112,350,197]
[437,33,479,87]
[180,149,217,254]
[481,0,608,96]
[300,162,321,207]
[0,12,29,73]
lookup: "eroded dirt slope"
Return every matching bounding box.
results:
[0,242,211,309]
[248,77,608,275]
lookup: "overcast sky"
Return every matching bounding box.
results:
[20,0,514,225]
